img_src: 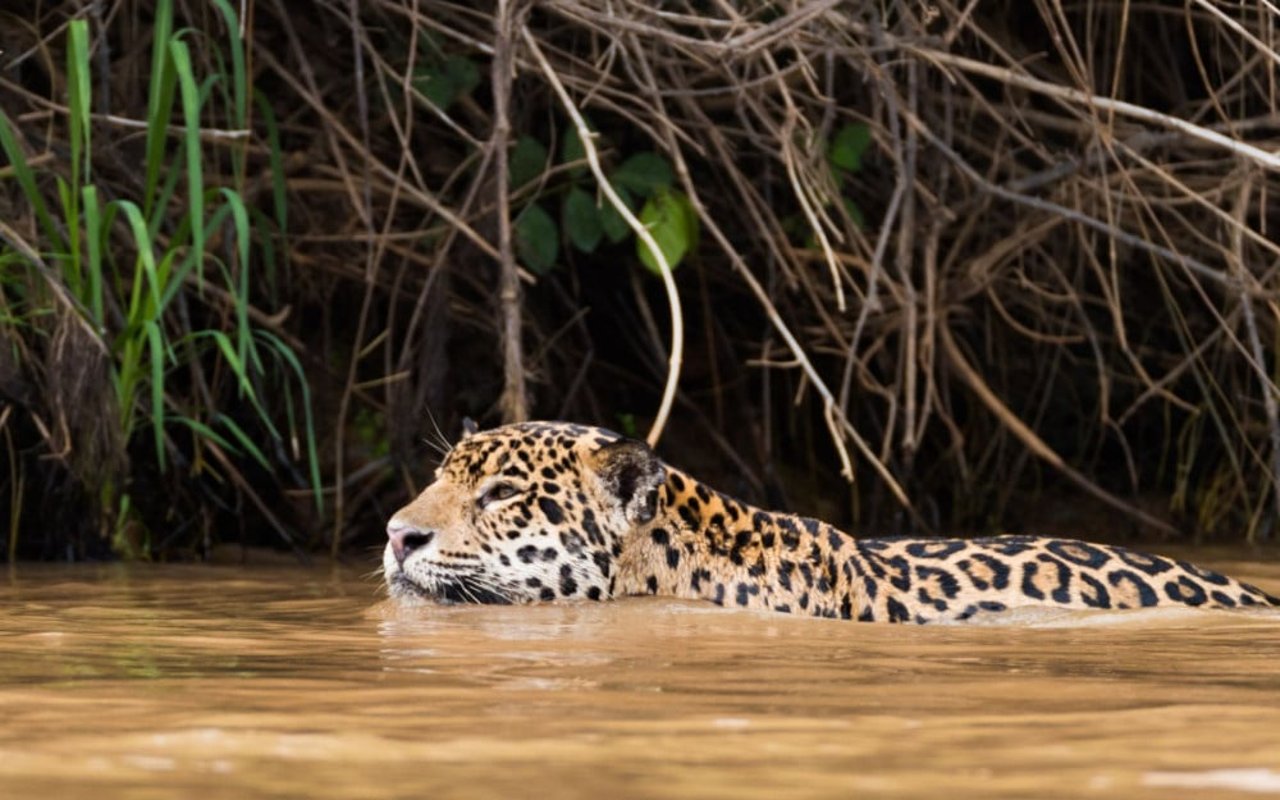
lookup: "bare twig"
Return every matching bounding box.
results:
[940,323,1177,535]
[1228,175,1280,542]
[329,0,381,557]
[495,0,528,423]
[521,26,684,449]
[913,47,1280,172]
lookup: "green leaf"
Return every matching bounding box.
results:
[612,151,673,196]
[443,56,480,99]
[562,187,602,254]
[509,135,548,189]
[829,123,872,173]
[558,122,583,163]
[599,182,635,244]
[805,197,865,248]
[353,407,389,457]
[615,412,637,438]
[414,55,479,110]
[413,30,445,62]
[559,117,597,179]
[840,196,865,229]
[515,203,558,274]
[637,189,698,275]
[561,126,585,170]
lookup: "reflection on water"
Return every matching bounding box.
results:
[0,551,1278,798]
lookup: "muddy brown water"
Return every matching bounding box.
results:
[1,550,1279,799]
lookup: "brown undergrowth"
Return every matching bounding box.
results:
[2,0,1279,558]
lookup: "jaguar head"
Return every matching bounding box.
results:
[383,421,665,604]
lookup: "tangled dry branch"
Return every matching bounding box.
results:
[5,0,1280,554]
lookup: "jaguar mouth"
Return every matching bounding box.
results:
[438,580,514,605]
[387,573,433,600]
[388,573,513,605]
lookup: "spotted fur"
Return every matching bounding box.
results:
[384,421,1280,623]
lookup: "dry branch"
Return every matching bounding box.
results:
[496,0,528,423]
[8,0,1280,554]
[520,26,685,449]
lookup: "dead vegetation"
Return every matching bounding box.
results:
[2,0,1279,557]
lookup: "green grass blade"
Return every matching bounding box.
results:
[215,413,270,470]
[66,19,92,185]
[185,327,279,442]
[55,176,82,298]
[203,330,254,399]
[116,200,163,313]
[251,207,279,304]
[82,185,104,324]
[209,0,247,129]
[148,146,184,238]
[64,19,91,302]
[153,250,177,318]
[168,38,205,287]
[143,0,175,216]
[0,111,62,249]
[144,320,167,471]
[254,93,288,233]
[168,415,239,455]
[218,188,256,372]
[116,334,142,435]
[254,92,287,301]
[256,330,323,513]
[159,204,230,311]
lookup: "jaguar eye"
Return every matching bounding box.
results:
[479,483,520,507]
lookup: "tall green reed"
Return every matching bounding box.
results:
[0,1,321,553]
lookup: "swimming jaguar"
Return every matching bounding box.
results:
[382,420,1280,623]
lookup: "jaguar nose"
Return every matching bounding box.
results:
[387,520,436,565]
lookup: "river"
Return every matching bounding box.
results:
[2,549,1279,798]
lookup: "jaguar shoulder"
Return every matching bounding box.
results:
[383,421,1280,623]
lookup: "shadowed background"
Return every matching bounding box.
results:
[2,0,1279,560]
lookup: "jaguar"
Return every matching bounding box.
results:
[383,420,1280,623]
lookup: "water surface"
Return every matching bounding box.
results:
[2,550,1279,798]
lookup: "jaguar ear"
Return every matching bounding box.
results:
[460,417,479,439]
[586,439,665,525]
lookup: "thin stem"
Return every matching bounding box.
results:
[495,0,527,423]
[521,26,683,448]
